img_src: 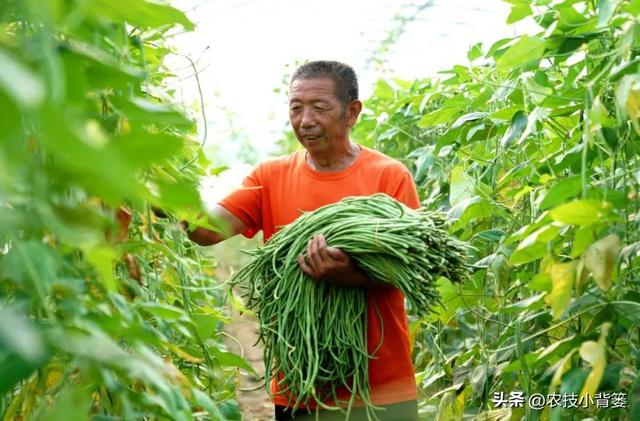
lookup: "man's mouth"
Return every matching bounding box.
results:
[303,135,323,141]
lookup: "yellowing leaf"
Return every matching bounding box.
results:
[579,323,611,398]
[626,85,640,120]
[551,349,577,391]
[168,344,204,363]
[45,370,63,390]
[584,235,621,291]
[474,408,512,421]
[435,389,465,421]
[544,261,576,320]
[575,257,590,295]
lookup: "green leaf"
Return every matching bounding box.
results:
[511,224,561,265]
[503,353,539,373]
[485,37,514,59]
[491,254,510,288]
[413,145,436,185]
[469,365,488,396]
[1,241,58,299]
[191,314,222,340]
[85,246,118,291]
[220,400,242,420]
[507,4,533,24]
[40,108,142,204]
[434,277,461,323]
[496,36,546,71]
[549,200,613,226]
[572,226,596,258]
[451,112,489,129]
[517,106,548,145]
[528,273,551,292]
[373,80,394,100]
[502,293,546,313]
[610,57,640,82]
[155,179,202,210]
[560,367,589,396]
[0,92,21,139]
[501,110,528,148]
[0,308,46,363]
[210,349,257,375]
[139,303,186,320]
[614,299,640,324]
[590,97,616,130]
[490,107,520,121]
[110,96,195,129]
[598,0,621,28]
[449,167,475,206]
[116,132,184,169]
[556,5,589,32]
[36,204,106,247]
[418,107,461,128]
[0,48,45,107]
[615,75,637,119]
[193,390,223,419]
[0,308,49,395]
[540,176,582,210]
[467,42,483,62]
[537,335,578,363]
[92,0,195,31]
[473,229,505,242]
[37,384,91,421]
[544,261,575,320]
[524,75,553,104]
[449,197,492,228]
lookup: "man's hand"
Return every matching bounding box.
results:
[298,234,351,282]
[180,205,247,246]
[298,234,385,289]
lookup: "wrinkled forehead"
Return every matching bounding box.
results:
[289,77,338,102]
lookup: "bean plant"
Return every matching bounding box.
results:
[0,1,247,419]
[352,1,640,419]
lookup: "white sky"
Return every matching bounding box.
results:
[166,0,538,169]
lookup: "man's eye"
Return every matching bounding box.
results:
[290,106,301,112]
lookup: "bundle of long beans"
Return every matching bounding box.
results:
[230,194,470,419]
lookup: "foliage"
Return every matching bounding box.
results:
[0,1,244,419]
[353,0,640,419]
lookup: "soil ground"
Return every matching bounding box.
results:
[224,309,274,420]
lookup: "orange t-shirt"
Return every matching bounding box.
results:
[219,145,419,407]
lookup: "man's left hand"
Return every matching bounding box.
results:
[298,234,352,283]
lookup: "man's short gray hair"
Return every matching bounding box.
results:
[291,61,359,107]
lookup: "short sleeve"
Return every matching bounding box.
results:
[218,164,264,238]
[390,169,420,210]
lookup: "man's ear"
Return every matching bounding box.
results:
[346,100,363,127]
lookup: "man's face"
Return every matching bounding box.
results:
[288,77,359,153]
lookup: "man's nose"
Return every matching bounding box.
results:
[300,108,316,127]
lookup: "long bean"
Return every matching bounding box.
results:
[230,194,470,420]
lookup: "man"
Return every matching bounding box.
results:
[187,61,420,420]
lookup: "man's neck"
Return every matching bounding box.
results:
[306,141,361,172]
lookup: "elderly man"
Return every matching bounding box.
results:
[188,61,420,420]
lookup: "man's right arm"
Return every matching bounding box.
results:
[185,204,247,246]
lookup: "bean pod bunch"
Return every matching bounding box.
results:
[231,194,470,419]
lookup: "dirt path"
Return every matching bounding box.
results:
[224,308,273,420]
[214,238,274,420]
